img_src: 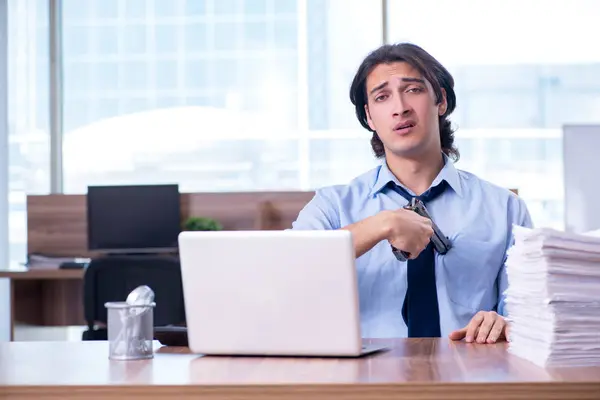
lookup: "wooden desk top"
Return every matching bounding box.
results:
[0,267,85,280]
[1,339,599,399]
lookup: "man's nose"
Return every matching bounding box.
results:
[392,95,411,117]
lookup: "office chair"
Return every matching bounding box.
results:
[82,254,186,341]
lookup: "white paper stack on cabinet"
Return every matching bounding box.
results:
[504,226,600,367]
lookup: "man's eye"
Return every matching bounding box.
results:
[407,87,423,93]
[375,94,388,101]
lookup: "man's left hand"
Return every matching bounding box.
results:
[448,311,509,344]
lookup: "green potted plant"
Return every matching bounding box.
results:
[182,216,223,231]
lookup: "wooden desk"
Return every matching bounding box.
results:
[0,268,85,340]
[1,339,599,399]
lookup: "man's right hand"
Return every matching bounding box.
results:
[342,208,434,259]
[380,209,434,259]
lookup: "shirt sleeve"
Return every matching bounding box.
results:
[291,189,341,230]
[497,195,534,317]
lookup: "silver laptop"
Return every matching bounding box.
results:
[178,229,387,357]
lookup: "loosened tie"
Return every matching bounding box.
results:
[388,180,448,337]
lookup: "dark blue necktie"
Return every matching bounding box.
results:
[388,180,448,338]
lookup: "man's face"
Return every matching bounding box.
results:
[364,61,446,159]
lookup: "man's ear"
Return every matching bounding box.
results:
[438,88,448,116]
[365,104,376,131]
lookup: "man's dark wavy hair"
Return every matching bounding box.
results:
[349,43,459,161]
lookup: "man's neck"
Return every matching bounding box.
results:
[386,150,444,196]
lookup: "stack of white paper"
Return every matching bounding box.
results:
[504,226,600,367]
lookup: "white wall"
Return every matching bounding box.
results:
[0,0,10,342]
[563,124,600,233]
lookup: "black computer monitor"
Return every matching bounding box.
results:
[86,184,181,253]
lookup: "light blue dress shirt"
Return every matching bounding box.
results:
[292,155,533,338]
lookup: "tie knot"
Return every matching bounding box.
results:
[388,180,448,204]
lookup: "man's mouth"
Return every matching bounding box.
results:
[394,122,415,131]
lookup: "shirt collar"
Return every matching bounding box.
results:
[370,153,463,198]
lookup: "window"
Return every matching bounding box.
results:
[309,138,378,188]
[92,62,118,92]
[5,0,600,281]
[213,58,238,88]
[185,23,208,52]
[155,24,179,54]
[185,60,210,89]
[93,0,119,19]
[244,0,269,15]
[93,98,121,121]
[62,25,89,56]
[154,0,180,17]
[63,99,89,132]
[273,19,297,49]
[125,0,147,19]
[387,0,600,229]
[61,0,383,194]
[242,21,268,50]
[214,0,238,16]
[63,61,90,96]
[93,25,118,55]
[121,97,150,115]
[120,61,148,91]
[274,0,296,14]
[156,61,178,90]
[7,0,51,266]
[184,0,207,16]
[14,0,600,271]
[214,22,240,51]
[123,24,147,54]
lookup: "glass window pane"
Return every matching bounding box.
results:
[154,0,180,16]
[185,23,208,52]
[121,97,151,114]
[94,26,119,54]
[156,96,183,109]
[242,21,267,50]
[184,95,212,107]
[214,0,239,15]
[64,61,91,94]
[94,0,119,19]
[125,0,147,18]
[156,24,178,53]
[240,56,267,90]
[7,0,51,267]
[61,0,383,197]
[464,91,539,129]
[387,0,600,229]
[64,100,90,131]
[309,139,378,188]
[63,25,90,56]
[184,0,207,15]
[244,0,268,15]
[123,24,147,53]
[273,19,297,48]
[214,23,239,51]
[274,0,296,14]
[62,0,88,20]
[92,62,119,92]
[213,58,238,87]
[93,98,120,121]
[121,61,148,90]
[156,60,178,89]
[185,60,209,89]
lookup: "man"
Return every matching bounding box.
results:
[292,43,533,343]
